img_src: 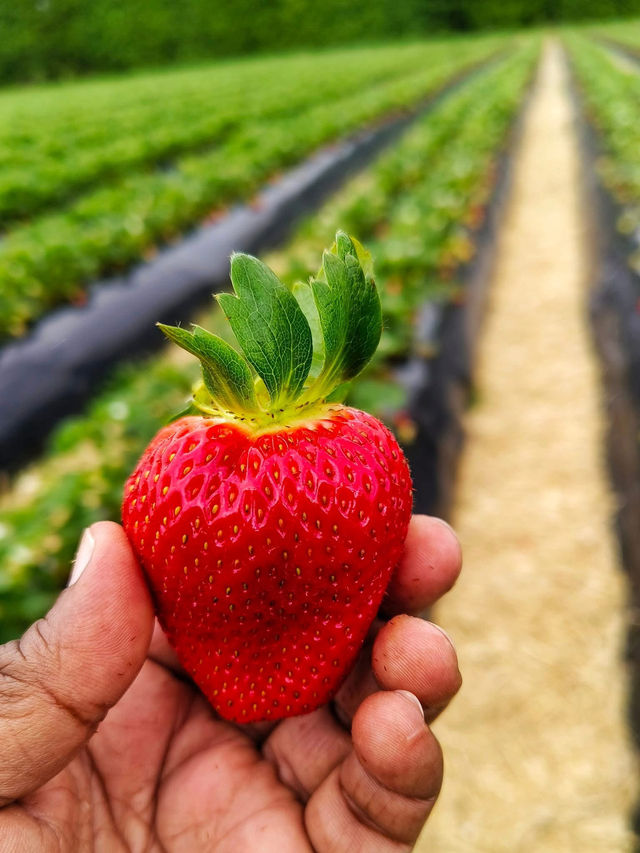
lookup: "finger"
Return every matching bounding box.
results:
[305,691,442,849]
[382,515,462,616]
[372,615,461,722]
[148,620,183,673]
[0,521,154,806]
[262,707,351,801]
[331,628,378,726]
[332,614,461,725]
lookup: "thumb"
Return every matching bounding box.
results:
[0,521,154,806]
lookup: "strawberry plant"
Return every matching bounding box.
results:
[122,233,412,721]
[2,39,493,227]
[586,19,640,57]
[566,34,640,268]
[0,36,505,340]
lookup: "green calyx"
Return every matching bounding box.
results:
[159,231,382,429]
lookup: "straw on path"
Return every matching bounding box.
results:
[415,41,638,852]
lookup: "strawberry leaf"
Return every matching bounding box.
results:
[311,231,382,388]
[292,280,324,380]
[158,323,258,415]
[160,234,382,424]
[219,254,313,409]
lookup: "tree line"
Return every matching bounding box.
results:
[1,0,637,84]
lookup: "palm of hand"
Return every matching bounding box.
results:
[18,660,311,851]
[1,518,461,852]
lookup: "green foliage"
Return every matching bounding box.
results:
[0,36,504,340]
[0,0,432,83]
[427,0,640,29]
[165,233,384,418]
[159,324,259,416]
[220,254,313,408]
[588,14,640,50]
[0,0,633,84]
[312,237,382,388]
[565,33,640,265]
[0,42,450,227]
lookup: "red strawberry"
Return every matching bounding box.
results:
[123,232,412,722]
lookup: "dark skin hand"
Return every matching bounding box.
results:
[0,516,462,852]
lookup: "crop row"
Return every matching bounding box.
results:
[0,38,506,225]
[265,51,536,389]
[0,41,538,642]
[566,34,640,266]
[0,40,507,342]
[584,19,640,55]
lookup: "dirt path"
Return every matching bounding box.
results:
[415,43,638,852]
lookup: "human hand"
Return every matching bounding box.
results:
[0,516,461,851]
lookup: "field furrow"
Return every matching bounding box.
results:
[418,43,637,852]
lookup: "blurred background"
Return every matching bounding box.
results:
[2,0,640,849]
[1,0,637,83]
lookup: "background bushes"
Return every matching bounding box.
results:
[1,0,638,85]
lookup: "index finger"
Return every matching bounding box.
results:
[381,515,462,617]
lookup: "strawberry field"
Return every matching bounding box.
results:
[0,40,539,640]
[3,13,640,847]
[0,35,506,341]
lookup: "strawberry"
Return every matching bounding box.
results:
[122,232,412,722]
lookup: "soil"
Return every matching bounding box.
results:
[415,41,638,852]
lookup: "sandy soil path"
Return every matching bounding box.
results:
[415,42,638,852]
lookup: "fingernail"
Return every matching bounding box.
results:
[430,622,456,650]
[433,516,457,536]
[68,527,95,586]
[395,690,425,723]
